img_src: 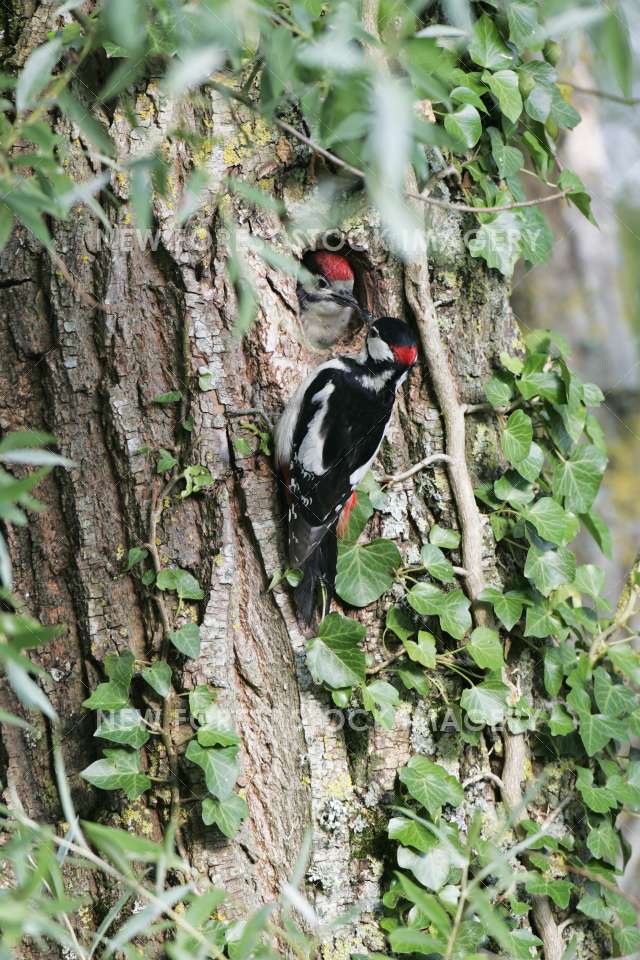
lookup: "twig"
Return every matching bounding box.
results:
[462,771,505,791]
[207,79,570,216]
[560,81,640,106]
[501,733,565,960]
[366,647,406,676]
[381,452,452,485]
[560,863,640,912]
[403,172,487,615]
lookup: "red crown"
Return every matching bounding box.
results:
[311,251,354,282]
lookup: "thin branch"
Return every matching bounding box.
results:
[366,647,406,676]
[381,452,452,486]
[560,863,640,912]
[462,771,505,791]
[561,81,640,106]
[207,79,570,216]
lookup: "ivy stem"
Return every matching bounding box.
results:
[144,472,189,861]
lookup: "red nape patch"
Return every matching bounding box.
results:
[279,462,292,504]
[336,491,358,538]
[311,251,354,283]
[392,345,417,366]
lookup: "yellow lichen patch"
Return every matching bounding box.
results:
[325,772,353,800]
[135,94,155,123]
[222,116,273,166]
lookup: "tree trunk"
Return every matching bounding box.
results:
[0,10,594,958]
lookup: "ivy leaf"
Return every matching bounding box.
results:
[169,623,201,659]
[469,14,512,70]
[403,630,436,669]
[494,592,526,630]
[550,87,581,131]
[483,70,522,122]
[388,816,437,854]
[577,889,614,922]
[524,544,576,597]
[124,547,148,571]
[461,680,510,726]
[502,409,533,465]
[553,445,607,513]
[523,497,576,546]
[559,169,596,224]
[335,538,401,607]
[394,873,452,938]
[544,648,566,697]
[444,104,482,149]
[398,756,463,818]
[576,767,618,813]
[582,510,612,559]
[340,488,373,544]
[592,667,636,718]
[306,613,366,689]
[488,128,524,179]
[420,544,455,583]
[467,627,503,672]
[188,685,213,718]
[525,84,553,123]
[185,740,239,800]
[484,373,513,409]
[153,390,182,405]
[389,928,441,956]
[95,708,150,749]
[197,705,241,748]
[451,85,488,114]
[572,567,605,608]
[83,650,135,710]
[201,794,248,838]
[386,604,415,642]
[518,207,553,267]
[587,819,621,866]
[579,713,627,757]
[440,590,473,641]
[494,471,535,505]
[141,661,172,697]
[362,680,400,729]
[81,749,151,800]
[549,704,575,736]
[156,567,205,600]
[156,448,177,474]
[397,845,450,892]
[508,3,540,52]
[429,525,460,549]
[468,212,521,278]
[524,876,572,909]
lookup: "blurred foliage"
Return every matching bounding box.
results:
[0,0,634,281]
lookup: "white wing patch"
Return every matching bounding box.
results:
[274,359,346,468]
[296,381,335,475]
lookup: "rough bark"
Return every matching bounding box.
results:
[0,9,603,959]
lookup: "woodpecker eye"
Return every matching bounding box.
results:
[316,276,329,289]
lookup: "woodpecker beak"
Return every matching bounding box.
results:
[331,289,360,309]
[392,345,418,366]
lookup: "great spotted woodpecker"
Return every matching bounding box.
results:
[298,251,366,348]
[274,316,418,624]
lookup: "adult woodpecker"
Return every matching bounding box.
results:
[274,316,418,624]
[298,251,367,348]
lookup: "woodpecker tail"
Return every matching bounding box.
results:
[293,529,337,626]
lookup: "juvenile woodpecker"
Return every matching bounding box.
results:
[298,251,365,348]
[274,316,418,624]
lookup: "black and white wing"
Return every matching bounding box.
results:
[287,366,391,566]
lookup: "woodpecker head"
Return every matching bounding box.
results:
[366,317,418,368]
[299,251,360,313]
